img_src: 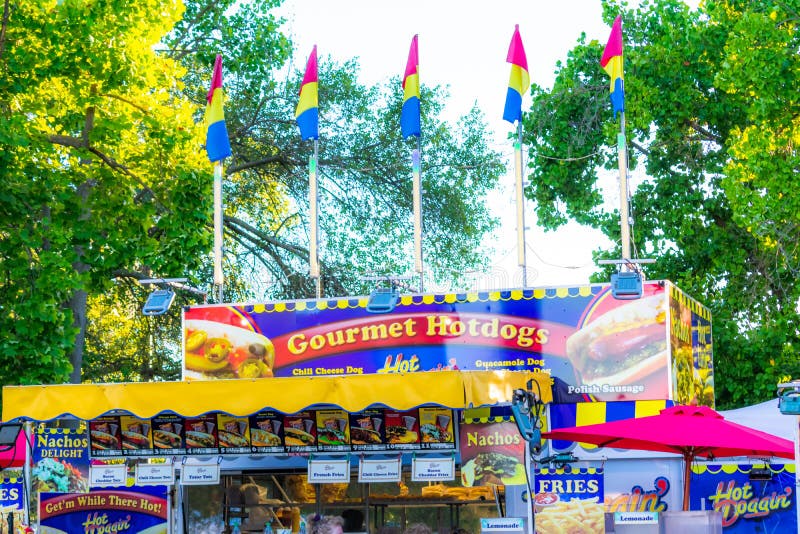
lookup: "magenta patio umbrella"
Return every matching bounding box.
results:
[542,405,794,510]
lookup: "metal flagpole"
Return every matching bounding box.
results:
[309,140,321,298]
[412,138,424,293]
[515,120,527,287]
[617,111,631,262]
[213,161,224,301]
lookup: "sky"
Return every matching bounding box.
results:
[277,0,619,290]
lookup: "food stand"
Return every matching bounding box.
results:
[1,281,717,533]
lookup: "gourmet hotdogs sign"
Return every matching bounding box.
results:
[183,282,713,402]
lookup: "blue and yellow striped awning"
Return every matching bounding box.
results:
[692,463,795,475]
[463,406,515,423]
[535,467,602,476]
[549,400,673,451]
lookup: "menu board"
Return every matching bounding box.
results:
[283,411,318,453]
[120,415,154,456]
[249,411,285,453]
[419,407,455,450]
[152,414,185,455]
[89,408,456,457]
[385,409,421,450]
[89,416,123,457]
[349,409,385,452]
[185,415,218,454]
[316,409,350,452]
[217,414,251,454]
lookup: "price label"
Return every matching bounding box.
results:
[411,456,455,482]
[90,464,127,487]
[308,458,351,484]
[358,457,401,483]
[181,462,220,485]
[135,463,175,486]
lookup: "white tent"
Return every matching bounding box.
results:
[720,398,796,442]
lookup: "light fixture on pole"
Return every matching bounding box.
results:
[361,275,413,314]
[142,289,176,316]
[598,259,656,300]
[139,278,207,316]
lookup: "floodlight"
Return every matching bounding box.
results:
[142,288,176,316]
[365,287,399,313]
[0,423,22,447]
[611,271,643,300]
[777,382,800,415]
[749,467,772,481]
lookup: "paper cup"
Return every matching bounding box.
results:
[303,419,314,433]
[403,416,416,430]
[437,415,451,430]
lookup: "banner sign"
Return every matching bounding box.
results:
[669,284,715,407]
[89,408,455,458]
[533,467,605,534]
[358,457,402,483]
[183,282,710,403]
[690,463,796,532]
[307,457,351,484]
[32,428,90,494]
[39,486,168,534]
[411,456,455,482]
[0,475,26,534]
[605,475,671,513]
[459,420,525,486]
[0,475,24,510]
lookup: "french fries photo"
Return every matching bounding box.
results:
[535,497,605,534]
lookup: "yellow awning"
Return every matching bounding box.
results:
[3,370,552,422]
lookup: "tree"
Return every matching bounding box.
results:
[525,0,800,408]
[0,0,215,391]
[160,1,506,298]
[81,1,505,383]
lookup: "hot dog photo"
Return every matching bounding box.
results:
[566,294,669,400]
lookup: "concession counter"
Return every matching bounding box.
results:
[3,370,551,534]
[1,282,714,534]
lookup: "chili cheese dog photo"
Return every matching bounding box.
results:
[566,294,668,393]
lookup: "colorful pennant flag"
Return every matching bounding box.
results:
[600,16,625,117]
[502,25,530,124]
[295,45,319,141]
[205,55,232,162]
[401,35,421,139]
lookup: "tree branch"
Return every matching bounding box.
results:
[226,215,309,259]
[688,120,722,143]
[0,0,9,62]
[228,155,295,174]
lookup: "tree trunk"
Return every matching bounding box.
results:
[68,177,94,384]
[68,288,88,383]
